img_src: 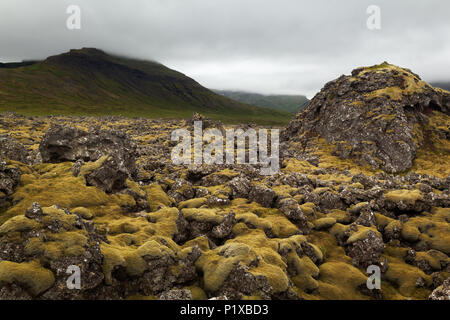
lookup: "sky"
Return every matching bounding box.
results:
[0,0,449,98]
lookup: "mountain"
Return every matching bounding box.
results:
[0,48,291,125]
[431,82,450,91]
[213,90,309,114]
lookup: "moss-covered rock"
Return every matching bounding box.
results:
[281,62,450,174]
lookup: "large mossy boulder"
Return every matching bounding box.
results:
[0,134,29,164]
[39,125,137,177]
[282,62,450,173]
[39,125,138,193]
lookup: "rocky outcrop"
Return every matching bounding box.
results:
[168,179,195,203]
[228,177,253,199]
[0,160,21,210]
[0,202,202,300]
[249,185,276,208]
[429,278,450,300]
[217,264,273,300]
[39,125,137,177]
[0,203,105,299]
[0,135,29,164]
[282,62,450,173]
[346,229,385,269]
[186,112,224,132]
[81,156,130,194]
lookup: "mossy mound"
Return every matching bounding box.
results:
[281,62,450,174]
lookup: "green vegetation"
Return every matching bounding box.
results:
[213,90,309,114]
[385,189,423,205]
[0,48,292,125]
[0,260,55,296]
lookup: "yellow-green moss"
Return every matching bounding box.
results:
[125,179,147,198]
[101,239,174,285]
[71,207,93,219]
[385,189,423,205]
[289,251,320,292]
[349,202,368,214]
[25,231,88,260]
[178,198,207,209]
[144,207,180,238]
[195,229,293,294]
[317,262,368,300]
[78,155,109,177]
[383,246,432,299]
[400,210,450,254]
[259,210,300,238]
[182,208,224,224]
[182,236,211,252]
[2,161,137,224]
[272,185,298,198]
[360,63,430,101]
[0,260,55,296]
[314,217,337,230]
[300,202,316,216]
[374,213,395,230]
[327,209,351,224]
[143,183,173,212]
[251,260,289,293]
[0,215,40,235]
[346,226,381,245]
[186,286,208,300]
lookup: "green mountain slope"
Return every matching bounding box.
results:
[0,48,291,125]
[213,89,309,114]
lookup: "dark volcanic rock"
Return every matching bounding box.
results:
[0,160,21,209]
[278,198,309,233]
[138,245,202,296]
[249,185,276,208]
[83,156,131,194]
[39,125,137,177]
[281,62,450,173]
[211,211,236,239]
[0,135,29,163]
[228,176,253,199]
[429,278,450,300]
[0,203,105,299]
[168,179,195,203]
[218,264,273,300]
[187,112,224,132]
[159,289,192,300]
[346,229,385,269]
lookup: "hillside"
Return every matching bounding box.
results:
[214,89,309,114]
[0,48,291,125]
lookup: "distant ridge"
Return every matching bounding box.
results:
[0,61,39,68]
[0,48,291,125]
[431,82,450,92]
[214,89,309,114]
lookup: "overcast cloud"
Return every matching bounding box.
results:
[0,0,449,97]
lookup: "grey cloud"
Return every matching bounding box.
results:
[0,0,449,97]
